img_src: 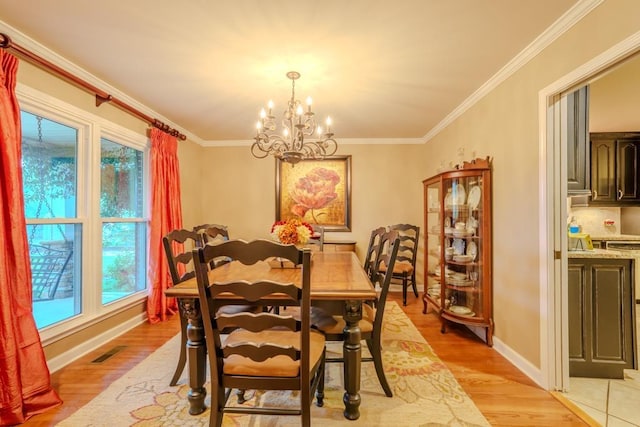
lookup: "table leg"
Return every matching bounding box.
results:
[179,298,207,415]
[342,300,363,420]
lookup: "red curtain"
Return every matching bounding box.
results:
[0,51,62,424]
[147,128,183,323]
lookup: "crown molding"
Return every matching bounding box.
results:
[423,0,604,142]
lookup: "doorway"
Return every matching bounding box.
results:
[542,31,640,392]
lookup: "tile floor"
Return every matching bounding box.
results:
[563,304,640,426]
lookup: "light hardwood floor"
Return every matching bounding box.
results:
[23,293,587,426]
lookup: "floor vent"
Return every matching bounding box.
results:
[91,345,127,364]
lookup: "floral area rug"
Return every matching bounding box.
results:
[58,302,490,426]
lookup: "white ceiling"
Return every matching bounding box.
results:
[0,0,582,144]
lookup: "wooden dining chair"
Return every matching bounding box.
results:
[381,224,420,306]
[192,222,227,236]
[363,227,386,285]
[197,224,231,267]
[315,230,400,397]
[163,227,255,387]
[307,225,324,252]
[162,228,202,386]
[193,239,325,427]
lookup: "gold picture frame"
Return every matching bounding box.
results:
[276,155,352,232]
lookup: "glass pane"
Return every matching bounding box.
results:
[102,222,147,304]
[21,111,78,219]
[100,138,143,218]
[29,224,82,329]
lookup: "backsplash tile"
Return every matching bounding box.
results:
[568,206,621,236]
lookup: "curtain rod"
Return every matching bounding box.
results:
[0,32,186,141]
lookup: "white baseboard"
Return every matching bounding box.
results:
[492,335,544,387]
[46,313,147,373]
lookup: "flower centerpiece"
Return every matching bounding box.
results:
[271,218,314,246]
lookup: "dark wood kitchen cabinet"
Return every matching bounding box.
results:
[568,258,636,378]
[590,132,640,205]
[567,87,590,196]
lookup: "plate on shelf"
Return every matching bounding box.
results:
[452,238,465,255]
[452,183,466,205]
[448,279,473,287]
[444,189,453,206]
[444,217,451,227]
[449,305,472,315]
[467,185,481,210]
[467,241,478,261]
[453,254,472,263]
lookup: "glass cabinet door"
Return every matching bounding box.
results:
[442,173,484,319]
[424,179,442,308]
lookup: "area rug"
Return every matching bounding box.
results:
[58,302,490,426]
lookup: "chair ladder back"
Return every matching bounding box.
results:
[162,228,201,285]
[389,223,420,265]
[216,311,299,333]
[194,238,314,367]
[373,230,400,322]
[363,227,386,282]
[201,238,303,266]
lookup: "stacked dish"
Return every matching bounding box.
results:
[449,305,475,316]
[448,278,473,287]
[453,254,473,263]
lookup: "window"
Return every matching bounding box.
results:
[19,86,149,337]
[22,111,82,328]
[100,138,147,304]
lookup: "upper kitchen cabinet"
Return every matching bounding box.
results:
[567,87,590,196]
[590,132,640,205]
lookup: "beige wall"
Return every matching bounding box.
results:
[590,52,640,132]
[177,139,205,228]
[191,144,427,273]
[421,0,640,368]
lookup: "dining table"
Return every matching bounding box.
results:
[164,250,377,421]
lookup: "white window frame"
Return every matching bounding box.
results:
[17,84,150,344]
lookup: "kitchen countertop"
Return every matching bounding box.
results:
[568,248,639,259]
[590,234,640,241]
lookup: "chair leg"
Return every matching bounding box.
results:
[411,272,419,297]
[402,274,408,306]
[170,316,188,386]
[366,337,393,397]
[211,383,225,427]
[316,355,325,407]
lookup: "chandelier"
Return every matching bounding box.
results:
[251,71,338,164]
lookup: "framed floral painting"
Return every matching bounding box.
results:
[276,155,352,232]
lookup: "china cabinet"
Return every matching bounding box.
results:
[422,158,493,346]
